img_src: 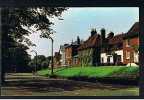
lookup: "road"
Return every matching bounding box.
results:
[1,73,139,96]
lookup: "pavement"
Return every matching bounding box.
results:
[1,73,139,96]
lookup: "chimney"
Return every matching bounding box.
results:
[101,28,106,40]
[91,28,97,36]
[107,32,114,39]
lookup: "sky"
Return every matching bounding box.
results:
[27,7,139,58]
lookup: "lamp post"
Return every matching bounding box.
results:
[31,50,38,74]
[48,36,54,75]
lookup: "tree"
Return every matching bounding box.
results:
[132,45,139,53]
[77,36,80,45]
[91,28,97,36]
[30,55,46,70]
[29,55,52,70]
[1,7,67,84]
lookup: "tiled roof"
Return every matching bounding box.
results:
[78,34,101,50]
[108,34,124,45]
[124,22,139,39]
[128,22,139,34]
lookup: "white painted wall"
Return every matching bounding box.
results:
[115,50,123,62]
[60,46,66,66]
[101,53,107,63]
[109,56,113,63]
[100,50,123,64]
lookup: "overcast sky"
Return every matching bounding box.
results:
[27,7,139,58]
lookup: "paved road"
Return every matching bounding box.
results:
[1,73,139,96]
[5,73,46,81]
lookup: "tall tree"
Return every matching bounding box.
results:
[29,55,46,70]
[77,36,80,45]
[1,7,67,84]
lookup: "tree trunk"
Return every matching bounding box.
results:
[1,8,9,85]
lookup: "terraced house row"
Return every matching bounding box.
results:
[58,22,139,67]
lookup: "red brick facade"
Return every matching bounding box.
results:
[123,22,139,65]
[65,45,80,66]
[65,46,73,66]
[123,37,139,64]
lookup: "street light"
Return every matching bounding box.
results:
[31,50,38,74]
[48,36,54,75]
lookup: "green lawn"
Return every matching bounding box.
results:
[37,66,139,78]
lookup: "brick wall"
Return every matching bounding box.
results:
[65,47,72,66]
[123,37,139,64]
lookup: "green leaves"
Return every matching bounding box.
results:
[2,7,67,45]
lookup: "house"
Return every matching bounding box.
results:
[78,28,125,66]
[78,29,102,66]
[53,52,61,67]
[123,22,139,65]
[65,37,81,66]
[60,44,69,66]
[65,44,73,66]
[100,33,124,65]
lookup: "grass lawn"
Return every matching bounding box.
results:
[37,66,139,78]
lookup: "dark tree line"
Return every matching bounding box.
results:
[1,7,67,84]
[29,55,51,71]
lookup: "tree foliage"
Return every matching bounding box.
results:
[1,7,67,83]
[29,55,52,70]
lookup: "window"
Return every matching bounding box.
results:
[126,51,130,59]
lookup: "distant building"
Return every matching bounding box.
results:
[123,22,139,65]
[53,52,61,67]
[60,44,69,66]
[65,37,81,66]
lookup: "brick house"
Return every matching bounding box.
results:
[78,28,125,66]
[65,37,81,66]
[65,44,73,66]
[123,22,139,65]
[60,44,69,66]
[78,29,101,66]
[53,52,61,67]
[101,33,124,65]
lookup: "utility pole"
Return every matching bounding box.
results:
[48,36,54,75]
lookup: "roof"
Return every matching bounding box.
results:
[108,34,124,45]
[124,22,139,39]
[128,22,139,33]
[78,34,101,50]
